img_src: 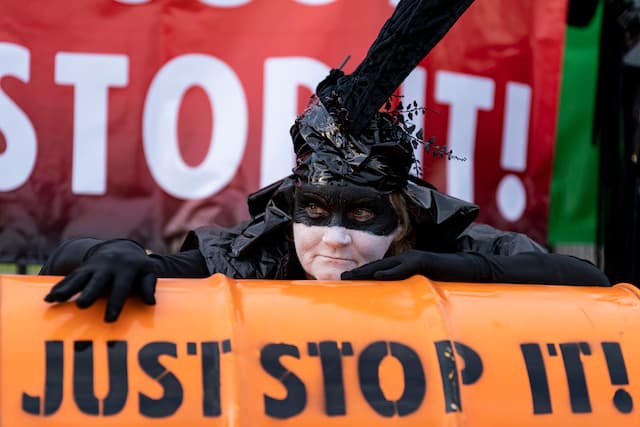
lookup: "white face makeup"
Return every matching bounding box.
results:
[293,222,399,280]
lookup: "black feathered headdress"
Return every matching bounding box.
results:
[291,0,475,192]
[246,0,480,253]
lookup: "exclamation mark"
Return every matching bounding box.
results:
[601,342,634,413]
[497,82,531,222]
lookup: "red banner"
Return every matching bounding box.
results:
[0,0,567,262]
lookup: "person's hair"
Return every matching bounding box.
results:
[386,192,415,256]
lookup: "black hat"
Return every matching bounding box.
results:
[291,0,475,193]
[286,0,479,243]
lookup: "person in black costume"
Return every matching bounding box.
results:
[40,0,610,322]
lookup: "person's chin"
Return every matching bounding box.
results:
[311,263,353,281]
[313,269,345,280]
[308,257,357,280]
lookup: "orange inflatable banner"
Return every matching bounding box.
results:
[1,274,639,426]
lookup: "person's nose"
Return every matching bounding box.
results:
[322,226,352,246]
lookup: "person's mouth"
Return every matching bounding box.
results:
[318,255,355,264]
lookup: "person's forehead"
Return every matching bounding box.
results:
[296,182,390,203]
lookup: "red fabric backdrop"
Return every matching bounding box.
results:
[0,0,567,262]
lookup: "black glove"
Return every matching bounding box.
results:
[39,238,103,276]
[341,250,491,281]
[341,250,611,286]
[43,239,156,322]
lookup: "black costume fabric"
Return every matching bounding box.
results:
[178,176,547,280]
[42,177,608,286]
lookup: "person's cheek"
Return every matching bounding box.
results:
[293,222,322,279]
[350,229,397,266]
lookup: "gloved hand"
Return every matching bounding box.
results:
[44,239,156,322]
[341,250,611,286]
[341,250,491,281]
[39,238,104,276]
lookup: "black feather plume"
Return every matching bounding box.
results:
[316,0,475,136]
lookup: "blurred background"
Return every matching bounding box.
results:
[0,0,637,285]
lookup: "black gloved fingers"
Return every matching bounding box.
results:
[139,273,157,305]
[75,271,113,308]
[44,270,93,302]
[342,257,402,280]
[104,271,137,322]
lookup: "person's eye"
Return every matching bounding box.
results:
[349,207,374,222]
[305,203,328,218]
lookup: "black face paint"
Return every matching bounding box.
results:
[293,183,399,236]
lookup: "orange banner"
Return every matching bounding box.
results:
[1,274,639,426]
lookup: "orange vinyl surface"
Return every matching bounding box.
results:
[1,274,639,426]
